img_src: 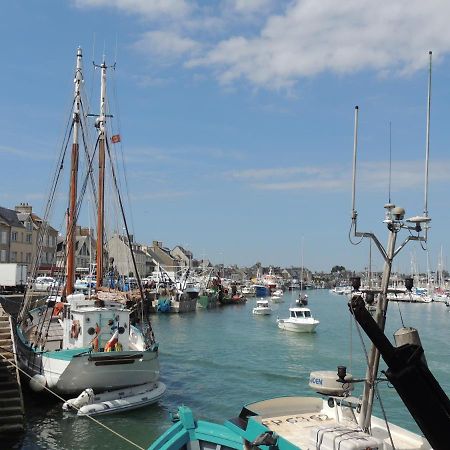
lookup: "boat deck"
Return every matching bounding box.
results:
[244,397,430,450]
[261,412,428,449]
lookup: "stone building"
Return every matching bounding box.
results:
[0,203,58,277]
[170,245,193,268]
[14,203,58,276]
[107,234,152,278]
[56,226,97,276]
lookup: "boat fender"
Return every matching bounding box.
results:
[30,374,47,392]
[63,388,94,411]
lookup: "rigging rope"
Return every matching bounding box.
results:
[105,141,154,344]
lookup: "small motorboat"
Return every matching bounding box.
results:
[252,299,272,315]
[277,306,319,333]
[272,288,283,297]
[63,381,166,416]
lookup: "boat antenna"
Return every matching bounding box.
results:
[349,106,364,245]
[351,106,359,223]
[388,121,392,204]
[114,33,118,65]
[349,52,433,432]
[423,51,432,228]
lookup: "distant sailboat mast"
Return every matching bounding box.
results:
[66,47,83,296]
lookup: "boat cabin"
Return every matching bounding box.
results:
[256,300,270,307]
[62,293,131,352]
[290,308,311,319]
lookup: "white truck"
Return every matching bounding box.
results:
[0,263,28,293]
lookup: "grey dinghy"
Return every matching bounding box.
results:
[63,381,166,416]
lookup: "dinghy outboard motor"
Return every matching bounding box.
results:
[350,295,450,450]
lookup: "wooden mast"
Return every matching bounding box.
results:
[96,59,107,289]
[66,47,83,296]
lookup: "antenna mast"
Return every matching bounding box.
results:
[351,106,359,221]
[350,52,433,431]
[424,51,432,221]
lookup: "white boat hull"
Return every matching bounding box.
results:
[74,381,166,416]
[252,308,272,315]
[277,319,319,333]
[16,329,160,395]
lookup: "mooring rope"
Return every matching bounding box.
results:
[0,350,145,450]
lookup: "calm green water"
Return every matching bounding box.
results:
[15,290,450,449]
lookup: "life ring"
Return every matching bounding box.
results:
[70,320,81,339]
[52,302,64,317]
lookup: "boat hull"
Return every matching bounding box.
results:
[252,308,272,315]
[149,397,431,450]
[277,320,319,333]
[15,328,160,395]
[75,381,166,416]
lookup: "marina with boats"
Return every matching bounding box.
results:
[1,2,450,446]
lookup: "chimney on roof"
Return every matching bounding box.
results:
[15,203,32,214]
[153,240,162,248]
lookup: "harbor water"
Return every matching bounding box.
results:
[14,290,450,449]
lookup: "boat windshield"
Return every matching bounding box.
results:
[304,310,311,317]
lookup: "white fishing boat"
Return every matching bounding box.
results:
[277,306,319,332]
[15,48,161,397]
[252,299,272,315]
[147,53,448,450]
[63,381,166,416]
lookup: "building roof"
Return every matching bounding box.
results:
[0,206,25,228]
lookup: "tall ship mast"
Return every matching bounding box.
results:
[14,48,164,406]
[95,58,107,289]
[66,47,83,296]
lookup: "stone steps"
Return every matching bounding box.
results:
[0,306,24,437]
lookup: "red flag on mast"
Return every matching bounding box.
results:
[111,134,121,144]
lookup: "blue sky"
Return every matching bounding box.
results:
[1,0,450,273]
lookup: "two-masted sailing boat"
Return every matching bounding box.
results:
[15,48,163,401]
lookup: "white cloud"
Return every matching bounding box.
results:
[0,145,53,160]
[75,0,450,89]
[133,31,201,61]
[229,166,325,179]
[192,0,447,88]
[224,0,274,15]
[231,160,450,192]
[73,0,192,20]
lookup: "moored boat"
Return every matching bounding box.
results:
[277,306,319,332]
[15,48,161,398]
[63,381,166,416]
[252,299,272,315]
